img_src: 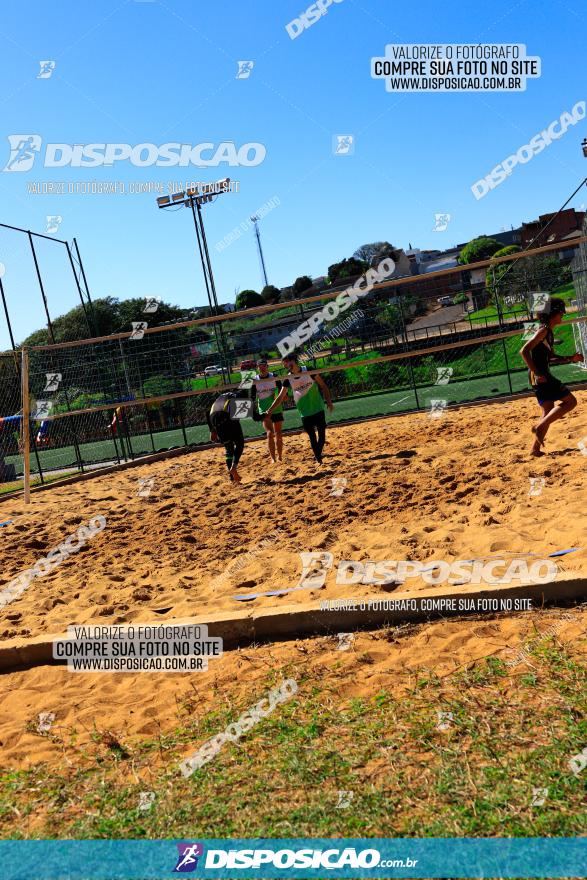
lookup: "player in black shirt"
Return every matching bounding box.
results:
[206,389,259,482]
[520,297,583,456]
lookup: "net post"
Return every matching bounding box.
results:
[21,347,31,504]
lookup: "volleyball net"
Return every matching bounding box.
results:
[3,238,587,495]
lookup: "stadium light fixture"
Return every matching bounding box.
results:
[155,177,235,382]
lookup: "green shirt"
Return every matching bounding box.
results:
[284,368,324,418]
[253,373,283,414]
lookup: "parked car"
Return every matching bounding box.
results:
[204,365,222,376]
[437,296,454,307]
[239,359,257,370]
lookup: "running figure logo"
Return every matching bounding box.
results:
[297,552,334,588]
[32,400,52,420]
[435,367,453,385]
[37,61,56,79]
[528,477,546,497]
[436,711,453,731]
[143,297,160,314]
[3,135,42,172]
[432,213,451,232]
[130,322,148,340]
[236,61,254,79]
[329,477,347,497]
[173,843,204,873]
[46,215,62,234]
[43,372,61,392]
[229,399,253,420]
[531,787,548,806]
[531,292,550,313]
[333,135,354,156]
[429,399,448,418]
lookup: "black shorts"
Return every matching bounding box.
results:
[533,377,571,405]
[211,410,243,443]
[261,411,283,424]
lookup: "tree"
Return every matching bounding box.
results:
[353,242,388,264]
[261,285,281,304]
[492,245,521,259]
[293,275,313,297]
[235,289,264,310]
[458,237,503,265]
[327,257,368,284]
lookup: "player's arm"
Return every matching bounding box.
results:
[550,352,584,365]
[520,326,549,381]
[205,408,218,442]
[266,380,288,415]
[314,373,334,411]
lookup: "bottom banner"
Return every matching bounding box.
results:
[0,838,586,878]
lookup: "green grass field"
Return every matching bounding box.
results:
[2,634,585,838]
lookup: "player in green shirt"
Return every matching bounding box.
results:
[250,358,284,463]
[267,353,333,463]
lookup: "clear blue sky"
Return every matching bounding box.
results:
[0,0,585,348]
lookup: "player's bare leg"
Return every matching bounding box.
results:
[263,416,276,462]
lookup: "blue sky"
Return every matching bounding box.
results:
[0,0,585,348]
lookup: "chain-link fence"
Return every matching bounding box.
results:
[4,239,587,494]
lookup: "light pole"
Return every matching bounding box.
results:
[251,214,269,288]
[157,179,233,383]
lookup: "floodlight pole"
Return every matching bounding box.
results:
[188,196,231,382]
[251,215,269,288]
[157,182,234,383]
